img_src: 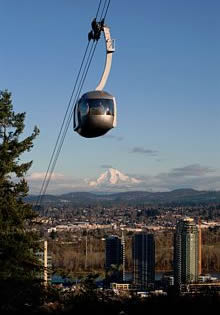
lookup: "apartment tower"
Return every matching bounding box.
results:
[105,235,125,282]
[174,218,199,288]
[132,233,155,289]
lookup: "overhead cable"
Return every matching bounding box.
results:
[36,0,111,206]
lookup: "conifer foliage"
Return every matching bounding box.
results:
[0,90,40,280]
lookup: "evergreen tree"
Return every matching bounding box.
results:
[0,90,46,312]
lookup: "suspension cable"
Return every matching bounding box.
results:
[103,0,111,21]
[37,41,91,206]
[38,42,97,204]
[40,41,98,203]
[95,0,102,19]
[99,0,110,21]
[36,0,111,206]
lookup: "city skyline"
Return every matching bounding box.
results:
[1,0,220,194]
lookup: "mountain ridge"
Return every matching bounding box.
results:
[26,188,220,205]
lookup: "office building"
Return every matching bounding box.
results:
[174,218,199,287]
[132,233,155,289]
[105,235,125,283]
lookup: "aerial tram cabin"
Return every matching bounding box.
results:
[73,19,116,138]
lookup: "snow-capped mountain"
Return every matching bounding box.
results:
[88,168,142,188]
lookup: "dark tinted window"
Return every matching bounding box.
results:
[78,101,89,117]
[88,99,114,115]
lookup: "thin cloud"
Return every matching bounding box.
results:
[103,135,124,141]
[26,172,88,194]
[170,164,215,177]
[152,164,220,191]
[27,172,65,181]
[131,146,158,156]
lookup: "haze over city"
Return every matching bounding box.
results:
[1,0,220,194]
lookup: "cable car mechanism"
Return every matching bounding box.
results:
[73,18,116,138]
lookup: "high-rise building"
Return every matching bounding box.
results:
[121,230,126,282]
[198,217,202,275]
[132,233,155,289]
[174,218,199,288]
[36,240,52,285]
[105,235,125,283]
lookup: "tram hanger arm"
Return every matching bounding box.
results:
[95,25,115,91]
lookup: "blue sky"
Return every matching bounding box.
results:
[1,0,220,194]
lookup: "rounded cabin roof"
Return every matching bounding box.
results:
[81,90,114,100]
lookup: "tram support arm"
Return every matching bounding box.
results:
[95,26,115,91]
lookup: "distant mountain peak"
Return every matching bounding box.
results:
[88,168,142,188]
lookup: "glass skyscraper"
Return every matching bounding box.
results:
[105,235,125,283]
[174,218,199,287]
[132,233,155,289]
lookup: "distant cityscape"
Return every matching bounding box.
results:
[39,214,220,296]
[2,0,220,311]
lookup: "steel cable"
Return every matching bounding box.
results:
[37,0,111,206]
